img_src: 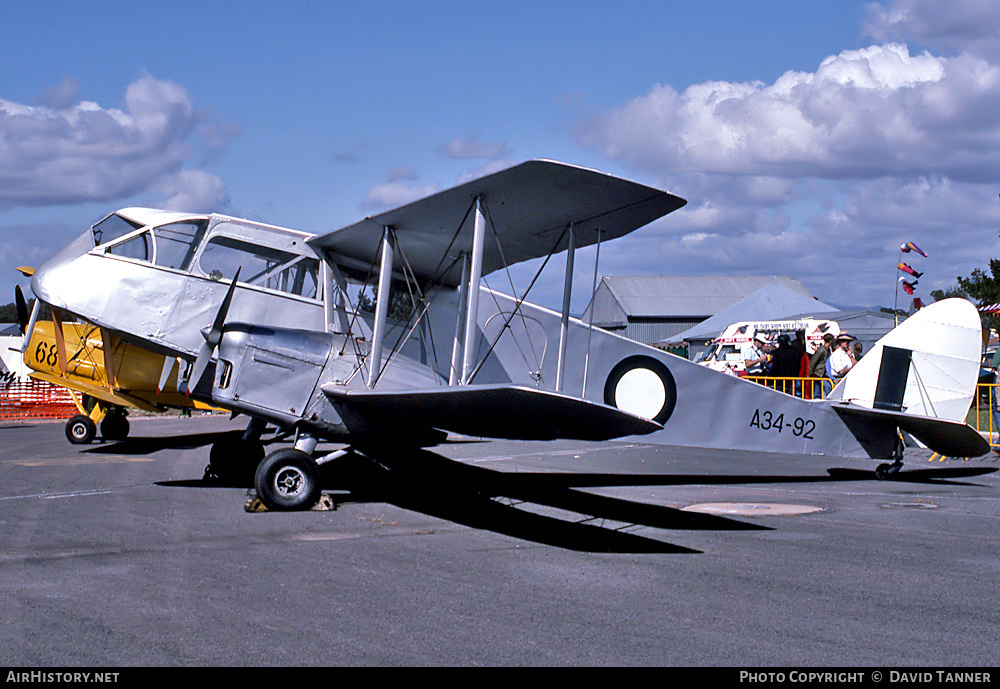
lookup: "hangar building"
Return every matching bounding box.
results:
[580,276,819,345]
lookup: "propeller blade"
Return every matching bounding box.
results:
[207,267,241,348]
[185,268,241,395]
[157,356,176,394]
[186,346,213,397]
[14,286,29,335]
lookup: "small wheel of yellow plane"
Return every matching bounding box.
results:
[14,273,221,447]
[27,160,989,511]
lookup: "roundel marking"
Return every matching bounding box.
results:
[603,355,677,425]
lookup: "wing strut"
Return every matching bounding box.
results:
[449,252,470,385]
[460,198,487,384]
[17,291,41,354]
[581,227,602,396]
[555,224,575,392]
[50,308,67,375]
[368,227,395,387]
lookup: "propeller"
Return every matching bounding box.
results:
[186,268,241,396]
[14,285,29,335]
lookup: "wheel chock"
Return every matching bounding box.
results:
[243,490,335,512]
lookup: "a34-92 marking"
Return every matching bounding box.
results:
[750,409,815,439]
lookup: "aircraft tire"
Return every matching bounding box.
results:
[65,415,97,445]
[209,435,265,485]
[100,414,130,442]
[254,449,321,511]
[875,462,901,480]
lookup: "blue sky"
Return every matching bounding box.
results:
[3,0,1000,313]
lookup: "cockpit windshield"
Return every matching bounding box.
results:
[94,213,320,301]
[198,234,320,299]
[152,221,208,271]
[92,214,142,246]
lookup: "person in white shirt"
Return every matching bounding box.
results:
[829,334,856,381]
[742,334,768,376]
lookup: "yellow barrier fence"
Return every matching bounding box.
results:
[744,376,835,399]
[971,382,1000,451]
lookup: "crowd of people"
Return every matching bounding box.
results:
[742,331,862,398]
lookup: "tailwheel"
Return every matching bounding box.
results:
[65,414,97,445]
[875,461,902,481]
[254,448,321,511]
[876,434,906,480]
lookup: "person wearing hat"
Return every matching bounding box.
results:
[743,333,768,377]
[829,333,856,381]
[769,334,801,378]
[809,333,836,398]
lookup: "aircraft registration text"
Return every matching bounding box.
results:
[749,409,815,439]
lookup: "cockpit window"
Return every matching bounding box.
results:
[198,235,320,299]
[92,214,142,246]
[151,221,208,271]
[105,231,152,262]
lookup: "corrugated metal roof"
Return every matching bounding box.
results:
[660,284,838,345]
[585,276,812,320]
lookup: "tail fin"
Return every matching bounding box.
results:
[829,298,981,424]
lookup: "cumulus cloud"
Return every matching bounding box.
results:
[35,75,79,109]
[865,0,1000,59]
[437,134,509,160]
[577,44,1000,183]
[455,158,517,184]
[360,160,517,212]
[0,73,237,209]
[387,166,420,182]
[572,31,1000,307]
[155,170,230,213]
[361,170,438,210]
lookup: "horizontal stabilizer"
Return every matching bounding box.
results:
[833,402,989,458]
[309,160,685,287]
[322,383,662,441]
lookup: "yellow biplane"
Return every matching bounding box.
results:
[16,269,216,444]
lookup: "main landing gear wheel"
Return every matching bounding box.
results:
[100,413,130,442]
[65,414,97,445]
[254,449,321,511]
[207,434,265,484]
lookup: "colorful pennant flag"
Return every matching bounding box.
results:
[897,262,923,278]
[900,242,928,257]
[899,277,916,295]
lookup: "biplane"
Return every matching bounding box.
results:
[14,276,216,444]
[28,160,988,509]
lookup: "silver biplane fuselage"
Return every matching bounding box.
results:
[30,161,989,509]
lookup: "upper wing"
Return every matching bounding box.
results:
[308,159,686,287]
[322,383,662,441]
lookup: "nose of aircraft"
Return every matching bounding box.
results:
[30,229,97,310]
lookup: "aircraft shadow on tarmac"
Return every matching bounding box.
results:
[82,430,234,455]
[161,448,756,554]
[145,430,996,554]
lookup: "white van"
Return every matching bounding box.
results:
[697,319,840,375]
